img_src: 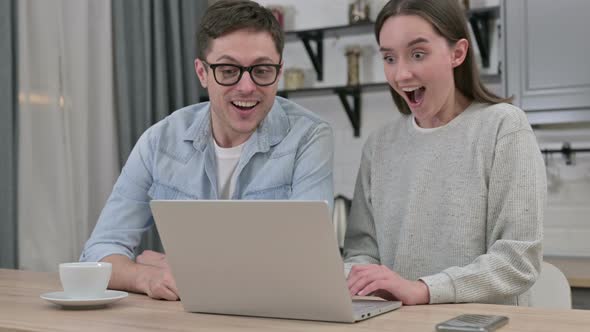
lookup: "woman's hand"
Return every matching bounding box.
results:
[347,264,430,305]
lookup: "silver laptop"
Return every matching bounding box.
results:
[150,200,401,323]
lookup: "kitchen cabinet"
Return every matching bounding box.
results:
[505,0,590,124]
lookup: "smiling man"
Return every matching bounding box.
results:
[80,0,334,300]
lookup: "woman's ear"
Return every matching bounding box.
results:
[451,38,469,68]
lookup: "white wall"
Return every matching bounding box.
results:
[259,0,590,258]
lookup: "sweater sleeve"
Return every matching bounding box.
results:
[343,136,381,275]
[421,128,546,304]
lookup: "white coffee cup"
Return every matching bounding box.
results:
[59,262,112,299]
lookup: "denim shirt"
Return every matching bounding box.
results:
[81,97,334,262]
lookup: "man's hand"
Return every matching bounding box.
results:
[347,264,430,305]
[101,253,179,301]
[137,250,169,269]
[135,250,179,301]
[135,263,179,301]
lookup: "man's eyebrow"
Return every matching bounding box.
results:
[252,56,278,63]
[379,37,430,52]
[214,55,278,64]
[215,55,239,62]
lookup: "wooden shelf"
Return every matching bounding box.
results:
[279,74,500,98]
[284,22,374,42]
[279,82,387,98]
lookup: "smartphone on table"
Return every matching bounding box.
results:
[436,314,509,332]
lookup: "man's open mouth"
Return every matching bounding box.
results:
[231,100,259,111]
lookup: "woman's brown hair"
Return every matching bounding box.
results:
[375,0,511,114]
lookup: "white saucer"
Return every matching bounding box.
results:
[40,290,128,308]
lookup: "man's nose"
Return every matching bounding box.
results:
[235,71,257,93]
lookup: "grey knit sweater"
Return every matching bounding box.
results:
[343,102,546,306]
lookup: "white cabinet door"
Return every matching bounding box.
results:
[505,0,590,115]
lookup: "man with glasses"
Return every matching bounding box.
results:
[80,0,333,300]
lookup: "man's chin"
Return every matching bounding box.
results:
[230,123,259,136]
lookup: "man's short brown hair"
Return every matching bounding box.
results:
[197,0,284,60]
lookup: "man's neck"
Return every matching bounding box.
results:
[211,129,252,148]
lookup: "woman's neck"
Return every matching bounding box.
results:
[416,89,472,128]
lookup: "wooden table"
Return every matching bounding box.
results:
[1,268,590,332]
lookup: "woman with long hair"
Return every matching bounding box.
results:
[343,0,546,306]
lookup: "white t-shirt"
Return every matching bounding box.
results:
[213,139,245,199]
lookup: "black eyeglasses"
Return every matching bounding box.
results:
[202,61,282,86]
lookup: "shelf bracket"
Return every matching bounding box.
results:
[335,87,361,137]
[469,11,493,68]
[297,31,324,81]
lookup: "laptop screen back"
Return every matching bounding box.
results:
[150,200,357,322]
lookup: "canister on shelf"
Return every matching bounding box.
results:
[284,68,305,90]
[345,46,362,86]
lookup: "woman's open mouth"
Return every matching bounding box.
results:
[402,86,425,107]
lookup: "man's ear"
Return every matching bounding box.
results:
[277,62,283,82]
[195,58,208,88]
[451,38,469,68]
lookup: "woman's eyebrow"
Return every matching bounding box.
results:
[379,37,430,52]
[407,37,429,47]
